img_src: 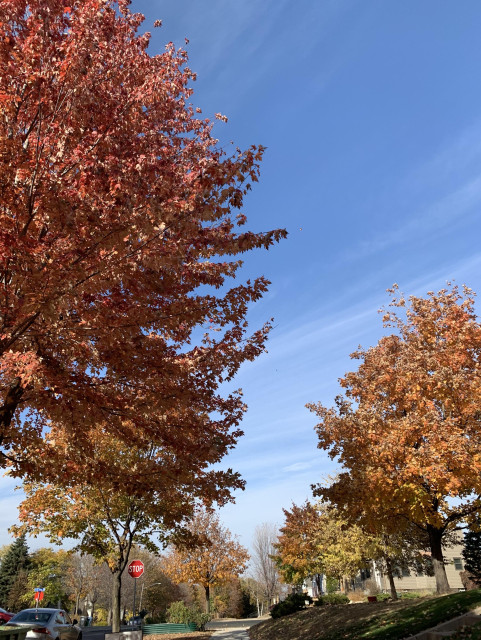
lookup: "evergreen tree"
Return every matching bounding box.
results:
[0,535,30,607]
[7,570,29,612]
[462,525,481,586]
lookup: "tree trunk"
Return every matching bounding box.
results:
[384,556,398,601]
[204,584,210,613]
[111,570,122,632]
[427,524,450,594]
[315,574,322,596]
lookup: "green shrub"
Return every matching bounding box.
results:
[314,593,350,606]
[326,576,340,594]
[270,593,311,619]
[376,593,392,602]
[166,601,191,624]
[165,601,210,630]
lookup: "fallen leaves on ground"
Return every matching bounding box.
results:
[146,633,213,640]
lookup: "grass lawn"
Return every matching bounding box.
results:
[248,590,481,640]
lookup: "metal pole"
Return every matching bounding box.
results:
[133,579,137,620]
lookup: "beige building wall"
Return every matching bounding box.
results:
[377,543,466,592]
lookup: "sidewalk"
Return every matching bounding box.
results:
[207,618,263,640]
[211,630,250,640]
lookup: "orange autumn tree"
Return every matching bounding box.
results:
[273,501,374,593]
[309,285,481,594]
[13,429,244,632]
[163,509,249,613]
[273,501,324,590]
[0,0,286,483]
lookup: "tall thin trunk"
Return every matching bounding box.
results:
[204,585,210,613]
[384,556,398,601]
[111,570,122,632]
[427,524,450,594]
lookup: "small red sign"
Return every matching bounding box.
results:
[34,591,44,602]
[128,560,144,579]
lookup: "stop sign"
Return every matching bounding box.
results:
[128,560,144,578]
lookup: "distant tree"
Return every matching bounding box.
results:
[211,578,243,618]
[239,579,258,618]
[163,510,249,613]
[251,523,280,607]
[0,534,29,607]
[462,524,481,586]
[6,569,29,612]
[63,553,98,616]
[273,502,323,590]
[21,548,69,609]
[241,577,270,617]
[274,502,375,593]
[0,547,10,567]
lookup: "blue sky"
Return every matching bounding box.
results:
[3,0,481,558]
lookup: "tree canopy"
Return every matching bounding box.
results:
[309,285,481,593]
[0,0,286,487]
[163,509,249,612]
[14,431,234,631]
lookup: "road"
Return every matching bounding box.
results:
[81,618,264,640]
[82,626,135,640]
[207,617,263,640]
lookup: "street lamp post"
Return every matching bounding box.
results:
[138,582,164,613]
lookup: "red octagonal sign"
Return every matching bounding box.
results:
[128,560,144,579]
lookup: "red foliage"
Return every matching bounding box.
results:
[0,1,286,489]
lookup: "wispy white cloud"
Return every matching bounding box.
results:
[356,174,481,258]
[282,461,312,473]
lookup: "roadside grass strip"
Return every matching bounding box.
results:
[446,622,481,639]
[329,591,481,639]
[249,590,481,640]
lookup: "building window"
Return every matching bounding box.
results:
[393,565,410,578]
[453,557,464,571]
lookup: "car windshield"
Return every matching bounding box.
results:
[12,612,52,624]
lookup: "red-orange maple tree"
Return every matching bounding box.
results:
[309,285,481,594]
[272,501,324,588]
[0,0,286,483]
[162,509,249,613]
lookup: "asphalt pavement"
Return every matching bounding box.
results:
[81,618,264,640]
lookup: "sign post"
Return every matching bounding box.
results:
[128,560,144,622]
[34,587,45,610]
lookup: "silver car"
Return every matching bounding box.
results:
[6,608,82,640]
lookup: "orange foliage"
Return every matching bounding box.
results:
[163,509,249,612]
[309,285,481,593]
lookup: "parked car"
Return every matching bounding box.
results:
[0,608,14,625]
[6,608,81,640]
